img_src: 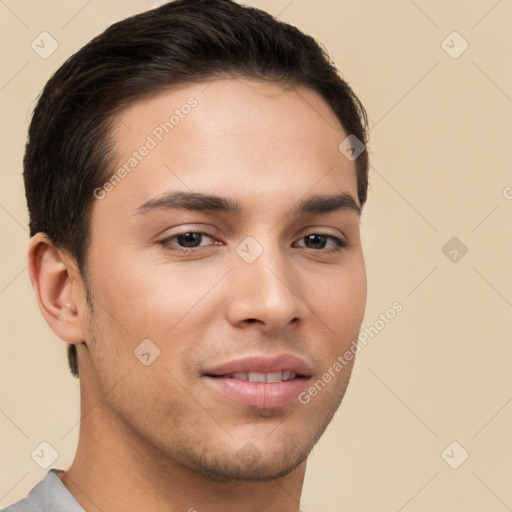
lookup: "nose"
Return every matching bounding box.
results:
[224,239,303,333]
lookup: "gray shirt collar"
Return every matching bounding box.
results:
[3,468,84,512]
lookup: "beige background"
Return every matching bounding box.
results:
[1,0,511,510]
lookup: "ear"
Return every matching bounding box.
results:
[27,233,86,344]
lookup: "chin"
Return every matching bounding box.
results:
[168,386,347,482]
[190,446,309,482]
[170,429,315,483]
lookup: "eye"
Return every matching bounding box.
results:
[295,234,348,252]
[159,231,217,250]
[158,231,348,254]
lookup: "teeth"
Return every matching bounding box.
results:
[265,372,282,383]
[227,371,297,382]
[248,372,267,383]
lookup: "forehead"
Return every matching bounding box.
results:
[97,78,358,218]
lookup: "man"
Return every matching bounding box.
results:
[3,0,369,510]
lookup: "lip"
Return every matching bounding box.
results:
[203,353,312,377]
[202,354,312,409]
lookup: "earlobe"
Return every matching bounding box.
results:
[28,233,85,344]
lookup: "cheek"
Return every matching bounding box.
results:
[135,267,215,320]
[89,254,224,353]
[308,259,367,339]
[91,249,168,321]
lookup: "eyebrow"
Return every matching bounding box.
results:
[135,191,361,217]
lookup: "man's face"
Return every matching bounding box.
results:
[78,78,366,481]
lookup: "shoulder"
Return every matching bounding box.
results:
[1,496,41,512]
[1,469,83,512]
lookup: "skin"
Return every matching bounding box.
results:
[28,78,367,512]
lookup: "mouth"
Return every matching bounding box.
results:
[212,371,300,382]
[202,354,312,409]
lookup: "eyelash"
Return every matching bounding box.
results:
[158,231,349,254]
